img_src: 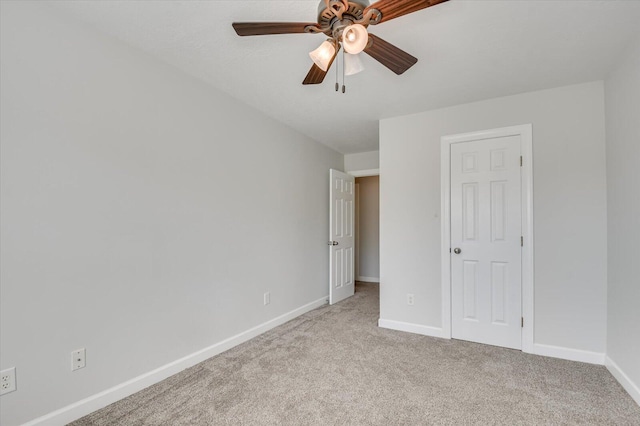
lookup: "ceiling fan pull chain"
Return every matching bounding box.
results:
[341,47,346,94]
[335,47,339,92]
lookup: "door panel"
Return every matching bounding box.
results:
[329,169,355,304]
[463,260,479,320]
[451,136,522,349]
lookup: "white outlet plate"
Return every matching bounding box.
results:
[1,367,17,395]
[264,292,270,306]
[71,348,86,371]
[407,294,414,306]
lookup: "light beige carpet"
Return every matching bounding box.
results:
[73,282,640,425]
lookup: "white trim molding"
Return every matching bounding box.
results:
[23,297,329,426]
[533,343,605,365]
[348,168,380,177]
[357,276,380,283]
[441,124,534,353]
[378,319,449,339]
[606,356,640,406]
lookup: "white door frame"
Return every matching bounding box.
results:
[440,124,534,353]
[355,182,360,281]
[348,169,380,178]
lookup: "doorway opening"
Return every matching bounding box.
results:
[354,175,380,284]
[329,167,379,305]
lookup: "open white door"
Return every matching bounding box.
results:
[329,169,355,304]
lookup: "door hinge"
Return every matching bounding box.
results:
[521,236,524,247]
[520,156,523,167]
[521,317,524,328]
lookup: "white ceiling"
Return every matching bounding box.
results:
[51,0,640,154]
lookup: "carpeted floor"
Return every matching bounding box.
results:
[73,282,640,425]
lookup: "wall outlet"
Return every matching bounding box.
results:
[71,348,86,371]
[407,294,415,306]
[1,367,16,395]
[264,292,270,306]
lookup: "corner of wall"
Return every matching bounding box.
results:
[604,32,640,408]
[605,356,640,406]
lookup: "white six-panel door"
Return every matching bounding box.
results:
[450,136,523,349]
[329,169,355,305]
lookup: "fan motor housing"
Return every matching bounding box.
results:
[317,0,370,30]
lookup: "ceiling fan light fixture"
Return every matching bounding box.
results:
[342,24,368,54]
[344,53,364,76]
[233,0,450,86]
[309,40,336,72]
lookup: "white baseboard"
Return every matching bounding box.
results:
[23,296,329,426]
[378,318,448,339]
[377,321,605,365]
[605,356,640,406]
[356,276,380,283]
[532,343,605,365]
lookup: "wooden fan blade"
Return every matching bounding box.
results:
[365,0,448,24]
[232,22,319,36]
[302,64,329,85]
[302,47,339,85]
[364,34,417,75]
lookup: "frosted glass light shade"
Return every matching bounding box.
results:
[309,40,336,72]
[344,53,364,76]
[342,24,368,54]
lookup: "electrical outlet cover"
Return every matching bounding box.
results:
[0,367,17,395]
[72,348,86,371]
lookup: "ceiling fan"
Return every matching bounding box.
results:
[232,0,448,86]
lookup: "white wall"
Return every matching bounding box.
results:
[380,82,608,356]
[605,35,640,404]
[355,177,379,281]
[344,150,379,172]
[0,3,343,425]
